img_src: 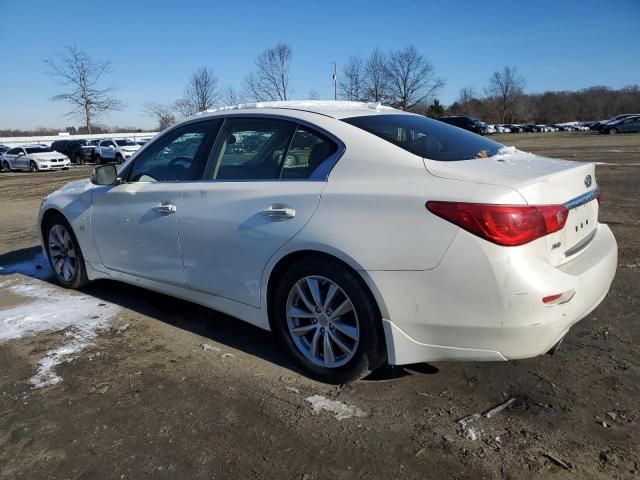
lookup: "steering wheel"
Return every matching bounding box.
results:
[167,156,193,180]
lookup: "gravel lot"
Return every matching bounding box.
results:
[0,132,638,479]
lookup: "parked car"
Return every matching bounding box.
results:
[524,124,542,132]
[507,124,524,133]
[38,100,617,383]
[593,114,640,131]
[94,138,141,164]
[437,115,488,135]
[601,115,640,135]
[0,144,10,155]
[50,139,96,164]
[1,145,70,172]
[495,124,511,133]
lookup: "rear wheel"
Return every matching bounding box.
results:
[273,258,386,383]
[29,160,39,172]
[45,215,89,289]
[95,154,102,164]
[74,153,84,165]
[608,128,618,135]
[115,153,124,164]
[1,160,9,172]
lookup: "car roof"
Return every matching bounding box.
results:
[195,100,406,120]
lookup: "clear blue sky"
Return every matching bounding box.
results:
[1,0,638,130]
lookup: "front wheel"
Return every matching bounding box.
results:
[273,258,386,383]
[29,160,39,172]
[1,160,9,172]
[45,215,89,289]
[608,128,618,135]
[95,154,102,164]
[74,153,84,165]
[115,153,124,164]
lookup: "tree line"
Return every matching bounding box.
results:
[24,44,640,135]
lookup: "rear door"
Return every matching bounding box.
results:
[91,121,218,285]
[179,117,340,307]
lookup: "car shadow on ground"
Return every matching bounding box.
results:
[0,245,438,383]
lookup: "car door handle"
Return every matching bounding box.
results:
[261,206,296,220]
[153,203,177,215]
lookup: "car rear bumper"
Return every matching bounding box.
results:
[367,224,618,365]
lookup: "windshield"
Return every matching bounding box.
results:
[25,147,53,154]
[343,114,503,161]
[115,139,137,146]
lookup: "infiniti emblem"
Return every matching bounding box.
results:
[584,175,592,188]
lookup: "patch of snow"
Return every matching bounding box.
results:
[305,394,368,420]
[199,100,397,115]
[0,256,120,388]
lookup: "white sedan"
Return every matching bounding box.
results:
[38,101,617,383]
[2,145,70,172]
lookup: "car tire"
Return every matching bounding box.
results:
[115,153,124,164]
[608,128,618,135]
[1,160,9,172]
[273,258,386,383]
[74,153,84,165]
[29,160,39,172]
[95,154,102,164]
[45,214,89,289]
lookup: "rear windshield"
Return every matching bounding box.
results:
[115,139,136,146]
[25,147,53,154]
[343,114,503,161]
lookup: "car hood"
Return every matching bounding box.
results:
[120,145,140,152]
[30,152,68,160]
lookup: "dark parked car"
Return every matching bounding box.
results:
[593,114,640,131]
[50,139,96,164]
[437,115,488,135]
[0,145,10,155]
[507,124,524,133]
[602,115,640,135]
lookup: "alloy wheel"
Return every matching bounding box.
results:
[48,224,77,282]
[286,276,359,368]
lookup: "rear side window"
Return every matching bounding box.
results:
[209,118,297,180]
[344,114,503,161]
[281,127,338,179]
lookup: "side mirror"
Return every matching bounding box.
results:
[17,152,25,157]
[91,164,119,185]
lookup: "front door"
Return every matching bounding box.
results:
[179,117,340,307]
[91,121,218,285]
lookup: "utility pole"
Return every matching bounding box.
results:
[332,62,337,100]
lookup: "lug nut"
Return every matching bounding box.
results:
[315,307,321,313]
[320,328,325,334]
[312,319,317,324]
[326,309,332,316]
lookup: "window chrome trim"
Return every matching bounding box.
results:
[564,188,600,210]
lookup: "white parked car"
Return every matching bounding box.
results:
[38,101,617,383]
[1,145,70,172]
[94,138,141,164]
[495,124,512,133]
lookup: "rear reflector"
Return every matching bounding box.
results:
[426,201,568,247]
[542,290,575,305]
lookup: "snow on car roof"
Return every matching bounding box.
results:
[199,100,402,119]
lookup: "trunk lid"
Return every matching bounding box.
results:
[424,148,599,265]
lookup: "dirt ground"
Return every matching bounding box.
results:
[0,132,638,479]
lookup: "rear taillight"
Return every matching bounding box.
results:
[426,201,568,247]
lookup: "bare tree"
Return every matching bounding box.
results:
[340,56,365,101]
[245,43,293,101]
[363,48,389,102]
[386,46,444,110]
[307,89,320,100]
[485,66,526,123]
[458,87,477,105]
[142,102,176,130]
[222,86,243,106]
[176,67,220,116]
[45,46,124,134]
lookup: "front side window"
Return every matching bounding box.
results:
[209,118,297,180]
[344,114,503,161]
[128,122,216,182]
